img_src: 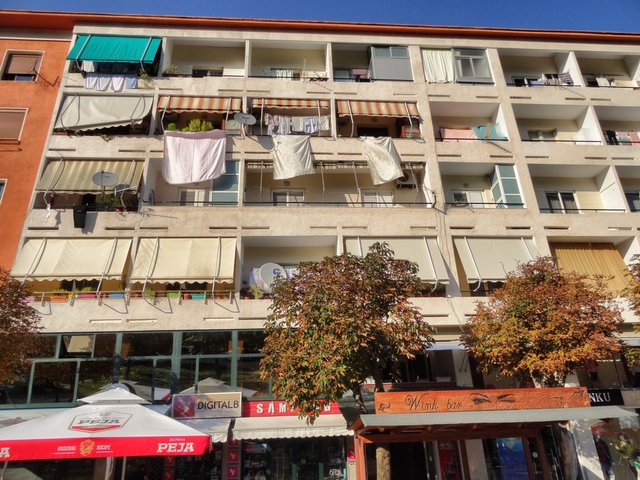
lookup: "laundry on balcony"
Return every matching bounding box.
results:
[84,73,138,91]
[162,130,227,185]
[263,114,330,135]
[272,135,315,180]
[360,136,404,185]
[604,130,640,146]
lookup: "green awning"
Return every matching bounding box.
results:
[67,35,161,63]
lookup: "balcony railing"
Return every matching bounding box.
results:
[445,202,524,209]
[539,207,626,214]
[243,200,433,208]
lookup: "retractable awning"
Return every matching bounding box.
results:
[54,95,153,131]
[253,98,330,109]
[344,237,448,284]
[36,159,143,193]
[158,96,242,113]
[453,237,538,282]
[129,237,237,283]
[178,418,231,443]
[232,415,352,440]
[337,100,419,117]
[353,406,635,433]
[12,238,132,281]
[67,35,161,63]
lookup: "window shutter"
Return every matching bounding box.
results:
[5,54,42,74]
[0,110,26,140]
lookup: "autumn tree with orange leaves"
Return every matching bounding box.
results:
[260,242,434,419]
[462,257,623,387]
[0,267,41,383]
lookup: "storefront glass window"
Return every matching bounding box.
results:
[31,361,76,404]
[238,357,269,397]
[78,360,114,397]
[122,332,173,356]
[484,437,529,479]
[182,331,232,355]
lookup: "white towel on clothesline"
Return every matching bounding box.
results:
[162,130,227,185]
[361,136,404,185]
[272,135,315,180]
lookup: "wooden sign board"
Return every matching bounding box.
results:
[375,387,589,414]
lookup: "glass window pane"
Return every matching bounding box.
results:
[492,185,502,203]
[626,192,640,212]
[238,331,266,354]
[505,194,523,208]
[211,192,238,203]
[32,361,76,404]
[29,336,57,358]
[155,359,174,401]
[471,57,491,78]
[373,47,390,57]
[497,164,515,177]
[501,179,520,195]
[198,358,232,391]
[0,369,29,405]
[560,192,578,212]
[212,175,239,192]
[180,358,197,392]
[61,335,93,358]
[78,360,114,397]
[546,193,562,212]
[237,357,269,397]
[122,332,173,357]
[118,359,154,401]
[224,160,240,174]
[456,58,474,77]
[182,331,232,355]
[390,47,408,57]
[94,334,117,357]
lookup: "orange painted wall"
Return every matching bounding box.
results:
[0,38,69,269]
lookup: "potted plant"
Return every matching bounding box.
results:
[50,290,70,302]
[78,286,97,299]
[162,64,179,77]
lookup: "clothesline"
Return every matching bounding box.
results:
[263,114,330,135]
[84,73,138,91]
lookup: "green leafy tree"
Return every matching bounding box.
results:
[461,257,623,387]
[260,242,434,418]
[623,254,640,366]
[0,267,41,382]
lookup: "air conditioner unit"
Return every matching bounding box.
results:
[395,173,417,189]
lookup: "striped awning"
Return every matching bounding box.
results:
[252,98,330,109]
[158,96,242,113]
[337,100,420,117]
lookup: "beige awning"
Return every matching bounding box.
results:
[157,96,242,113]
[232,414,352,440]
[453,237,538,282]
[252,98,330,109]
[54,95,153,131]
[178,418,231,443]
[344,237,448,284]
[336,100,419,117]
[36,159,144,193]
[130,237,237,283]
[12,238,132,281]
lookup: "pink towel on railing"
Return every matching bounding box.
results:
[439,128,477,141]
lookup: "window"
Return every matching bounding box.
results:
[626,192,640,212]
[369,46,412,81]
[528,130,556,141]
[545,192,578,214]
[373,46,409,58]
[179,188,207,206]
[211,161,239,204]
[0,179,5,203]
[0,109,26,140]
[361,190,393,207]
[489,164,523,208]
[451,190,484,208]
[272,190,303,206]
[512,76,542,87]
[2,52,42,81]
[453,49,492,83]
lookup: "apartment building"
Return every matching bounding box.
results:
[2,9,640,480]
[0,25,69,268]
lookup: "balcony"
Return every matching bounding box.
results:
[529,164,626,214]
[163,39,245,79]
[575,53,640,89]
[249,40,328,81]
[499,49,580,87]
[594,106,640,147]
[617,166,640,212]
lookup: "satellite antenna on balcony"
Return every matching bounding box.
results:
[257,262,286,293]
[234,112,257,138]
[92,171,118,200]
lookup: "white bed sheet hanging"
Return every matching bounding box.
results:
[361,136,404,185]
[162,130,227,185]
[272,134,315,180]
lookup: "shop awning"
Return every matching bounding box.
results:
[336,100,419,117]
[453,237,538,282]
[158,96,242,113]
[36,159,144,193]
[232,414,352,440]
[178,418,231,443]
[353,406,636,432]
[0,403,210,461]
[54,95,154,132]
[12,238,132,281]
[130,237,237,283]
[253,98,330,109]
[67,35,161,63]
[344,237,448,284]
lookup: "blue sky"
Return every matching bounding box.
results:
[3,0,640,33]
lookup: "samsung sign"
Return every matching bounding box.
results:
[588,389,624,407]
[171,392,242,419]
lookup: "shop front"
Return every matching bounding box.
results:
[231,400,354,480]
[351,387,636,480]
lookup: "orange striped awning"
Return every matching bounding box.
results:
[252,98,330,109]
[336,100,420,117]
[157,96,242,113]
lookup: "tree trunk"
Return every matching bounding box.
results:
[352,383,368,414]
[376,443,391,480]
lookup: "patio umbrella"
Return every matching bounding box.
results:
[0,388,210,461]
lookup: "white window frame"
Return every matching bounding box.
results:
[179,188,207,206]
[545,191,578,214]
[372,46,409,58]
[528,130,556,141]
[272,189,304,206]
[451,190,485,208]
[452,48,492,83]
[361,190,394,207]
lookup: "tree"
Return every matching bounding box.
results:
[622,254,640,367]
[461,257,623,387]
[260,242,434,419]
[0,267,41,383]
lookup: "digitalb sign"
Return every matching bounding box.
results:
[172,392,242,419]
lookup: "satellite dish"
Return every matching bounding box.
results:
[234,112,257,126]
[92,171,118,188]
[113,183,131,195]
[257,263,286,293]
